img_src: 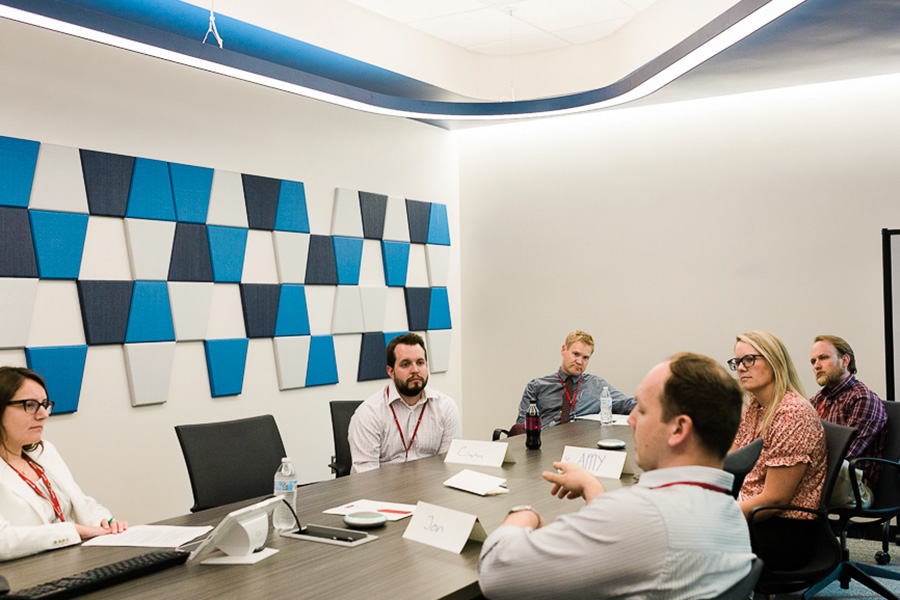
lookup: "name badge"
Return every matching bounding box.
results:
[560,445,627,479]
[444,439,515,467]
[402,501,487,553]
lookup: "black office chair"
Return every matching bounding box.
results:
[750,420,857,598]
[328,400,362,477]
[175,414,287,512]
[805,399,900,599]
[724,437,764,499]
[707,557,764,600]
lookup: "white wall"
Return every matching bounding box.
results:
[0,19,461,524]
[456,74,900,437]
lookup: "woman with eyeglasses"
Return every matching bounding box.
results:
[0,366,127,561]
[728,331,825,570]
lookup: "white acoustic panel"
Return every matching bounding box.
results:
[0,278,39,349]
[29,144,89,214]
[331,188,363,238]
[333,333,361,387]
[206,170,248,227]
[241,230,279,284]
[0,349,26,369]
[304,285,336,336]
[332,286,365,334]
[272,335,310,390]
[406,243,429,287]
[383,287,408,332]
[358,239,385,286]
[168,282,214,341]
[123,341,175,406]
[427,330,452,373]
[205,283,246,339]
[79,216,132,280]
[272,231,310,283]
[359,287,387,333]
[425,244,451,288]
[382,196,410,242]
[27,281,86,347]
[124,218,176,280]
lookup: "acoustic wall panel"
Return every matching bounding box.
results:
[272,231,309,283]
[0,206,39,277]
[77,280,134,345]
[428,287,452,330]
[306,335,338,387]
[359,191,388,240]
[359,287,387,333]
[126,158,176,221]
[332,188,364,238]
[333,236,364,285]
[274,284,310,337]
[207,225,249,283]
[168,222,213,282]
[358,239,385,286]
[27,281,85,347]
[404,287,431,331]
[204,338,249,397]
[125,281,176,343]
[381,241,409,287]
[427,330,452,373]
[358,332,388,382]
[123,218,176,280]
[383,288,409,332]
[382,196,410,242]
[29,210,89,280]
[124,341,175,406]
[304,285,336,336]
[272,335,311,390]
[425,245,451,288]
[332,286,365,334]
[169,162,213,224]
[305,235,338,285]
[406,243,429,287]
[79,149,134,217]
[274,180,309,233]
[168,281,213,341]
[0,135,39,208]
[79,216,132,280]
[206,284,246,339]
[24,344,88,414]
[206,170,248,227]
[29,144,89,214]
[240,283,281,338]
[242,174,280,231]
[241,230,279,284]
[406,199,431,244]
[427,203,451,246]
[0,278,39,349]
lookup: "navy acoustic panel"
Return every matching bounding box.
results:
[333,236,364,285]
[306,335,338,387]
[126,158,176,221]
[169,162,213,223]
[29,210,89,279]
[427,203,451,246]
[359,191,387,240]
[381,241,409,287]
[358,331,388,382]
[77,280,134,345]
[240,283,281,338]
[168,222,214,282]
[406,199,431,244]
[274,180,309,233]
[274,284,310,336]
[125,281,176,343]
[0,135,39,208]
[204,338,249,397]
[79,150,134,217]
[0,206,39,277]
[404,287,431,331]
[428,287,452,330]
[305,234,338,285]
[207,225,249,283]
[24,345,88,414]
[242,174,280,231]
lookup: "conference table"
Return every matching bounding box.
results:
[1,419,640,599]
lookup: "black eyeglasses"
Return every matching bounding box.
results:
[8,399,54,415]
[727,355,765,371]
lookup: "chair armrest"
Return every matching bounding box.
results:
[492,429,509,441]
[845,456,900,507]
[747,504,826,548]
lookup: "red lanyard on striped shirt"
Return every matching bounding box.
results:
[557,374,581,415]
[5,456,66,522]
[387,386,427,459]
[653,481,731,495]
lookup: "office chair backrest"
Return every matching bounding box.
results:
[707,557,764,600]
[820,419,858,510]
[330,400,363,477]
[723,438,764,499]
[175,414,286,512]
[872,399,900,509]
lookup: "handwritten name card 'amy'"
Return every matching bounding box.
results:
[560,445,628,479]
[402,501,487,553]
[444,439,516,467]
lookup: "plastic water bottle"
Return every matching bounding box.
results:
[273,457,298,531]
[525,400,542,450]
[600,386,614,425]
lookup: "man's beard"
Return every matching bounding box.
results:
[817,368,845,388]
[396,375,428,397]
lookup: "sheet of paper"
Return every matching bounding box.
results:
[82,525,212,548]
[323,499,416,521]
[443,469,508,496]
[443,439,515,467]
[578,413,631,425]
[402,501,485,553]
[560,445,627,479]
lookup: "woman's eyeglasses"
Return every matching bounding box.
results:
[8,399,54,415]
[727,354,765,371]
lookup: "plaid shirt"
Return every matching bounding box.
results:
[811,375,887,484]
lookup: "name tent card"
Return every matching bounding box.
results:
[402,501,487,554]
[560,445,628,479]
[444,439,516,467]
[443,469,508,496]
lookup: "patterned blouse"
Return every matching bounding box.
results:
[733,391,826,519]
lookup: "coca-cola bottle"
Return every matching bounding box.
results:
[525,400,542,450]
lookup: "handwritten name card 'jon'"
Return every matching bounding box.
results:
[560,445,628,479]
[402,501,487,553]
[444,439,516,467]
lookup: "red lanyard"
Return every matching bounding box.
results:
[5,456,66,522]
[653,481,731,495]
[557,374,581,415]
[816,397,830,417]
[387,386,427,459]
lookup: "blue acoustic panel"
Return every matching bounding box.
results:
[428,287,452,330]
[275,284,310,336]
[0,136,39,208]
[168,222,213,282]
[207,225,249,283]
[305,234,338,285]
[204,338,249,397]
[126,158,176,221]
[406,199,431,244]
[242,174,280,231]
[125,281,175,343]
[306,335,338,387]
[169,162,213,223]
[381,241,410,287]
[0,207,38,277]
[358,331,389,382]
[427,203,451,246]
[275,180,310,233]
[333,236,364,285]
[24,345,88,414]
[384,331,409,346]
[76,280,134,345]
[404,287,431,331]
[79,149,134,217]
[29,210,89,279]
[359,191,387,240]
[239,283,281,338]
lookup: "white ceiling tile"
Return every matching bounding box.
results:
[471,32,567,55]
[347,0,485,23]
[554,18,631,45]
[412,8,542,49]
[621,0,659,11]
[511,0,636,33]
